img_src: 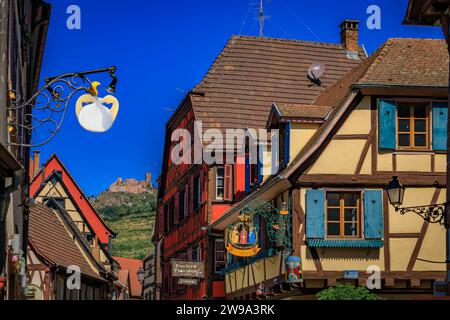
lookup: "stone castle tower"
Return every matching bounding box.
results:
[109,173,155,194]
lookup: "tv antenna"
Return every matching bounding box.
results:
[257,0,271,37]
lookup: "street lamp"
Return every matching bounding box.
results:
[386,176,405,208]
[387,176,448,225]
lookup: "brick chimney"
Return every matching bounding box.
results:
[340,20,359,52]
[29,151,40,179]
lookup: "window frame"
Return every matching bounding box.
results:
[214,238,226,274]
[396,102,431,150]
[216,166,225,201]
[325,191,362,239]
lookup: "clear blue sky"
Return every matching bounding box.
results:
[36,0,444,196]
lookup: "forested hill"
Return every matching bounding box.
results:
[90,191,156,260]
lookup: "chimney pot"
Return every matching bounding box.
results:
[340,20,359,53]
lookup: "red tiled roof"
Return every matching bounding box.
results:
[285,38,448,177]
[355,38,448,87]
[114,257,143,298]
[190,35,366,132]
[29,203,104,281]
[118,270,130,288]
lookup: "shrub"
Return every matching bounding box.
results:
[316,283,382,300]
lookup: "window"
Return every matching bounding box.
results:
[214,239,226,273]
[216,167,224,200]
[326,192,360,238]
[44,197,65,209]
[397,103,429,149]
[179,190,185,221]
[192,243,201,262]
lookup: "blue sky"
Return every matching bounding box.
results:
[36,0,444,196]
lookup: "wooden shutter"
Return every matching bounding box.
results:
[305,189,325,239]
[184,184,189,218]
[364,190,383,239]
[433,102,448,151]
[199,170,204,205]
[284,121,291,166]
[378,100,397,149]
[224,164,233,201]
[174,192,179,224]
[189,176,194,215]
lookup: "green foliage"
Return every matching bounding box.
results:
[91,191,156,260]
[316,283,382,300]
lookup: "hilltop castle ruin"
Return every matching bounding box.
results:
[109,173,155,194]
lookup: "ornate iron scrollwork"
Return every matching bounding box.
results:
[240,199,292,252]
[397,203,447,225]
[7,67,117,148]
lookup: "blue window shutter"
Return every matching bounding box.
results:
[245,154,250,192]
[306,190,325,239]
[378,100,397,150]
[284,121,291,166]
[433,102,448,151]
[364,190,383,239]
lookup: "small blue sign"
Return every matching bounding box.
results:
[344,270,359,279]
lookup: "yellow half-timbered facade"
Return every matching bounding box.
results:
[210,38,449,299]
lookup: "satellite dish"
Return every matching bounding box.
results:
[307,63,326,86]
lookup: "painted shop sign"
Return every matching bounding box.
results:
[171,260,205,278]
[178,278,198,286]
[226,213,260,257]
[285,256,303,283]
[344,270,359,279]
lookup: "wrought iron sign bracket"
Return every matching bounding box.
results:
[7,66,117,148]
[395,203,448,226]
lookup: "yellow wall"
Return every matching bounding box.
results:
[289,123,320,164]
[225,252,285,294]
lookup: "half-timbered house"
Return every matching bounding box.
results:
[155,20,368,299]
[210,37,449,299]
[27,201,111,300]
[29,153,117,274]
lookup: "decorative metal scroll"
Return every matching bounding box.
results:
[7,67,117,148]
[397,203,447,225]
[240,199,292,252]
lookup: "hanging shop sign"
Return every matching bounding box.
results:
[226,213,261,257]
[178,278,198,286]
[171,260,205,278]
[285,256,303,283]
